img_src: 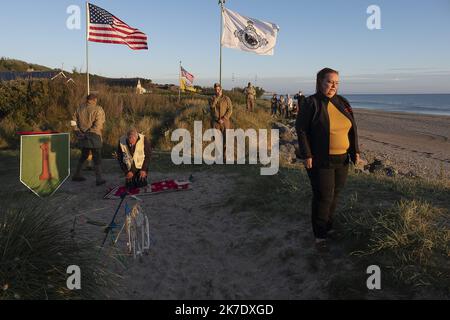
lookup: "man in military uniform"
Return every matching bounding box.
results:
[278,95,286,117]
[210,83,233,159]
[271,94,278,117]
[244,82,256,112]
[71,93,106,186]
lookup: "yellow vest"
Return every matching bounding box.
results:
[328,102,352,155]
[119,134,146,170]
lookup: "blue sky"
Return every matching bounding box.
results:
[1,0,450,93]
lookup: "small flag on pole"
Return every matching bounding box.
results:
[180,66,196,93]
[87,3,148,50]
[221,8,279,56]
[181,67,195,84]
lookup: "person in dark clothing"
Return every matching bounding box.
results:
[117,128,152,189]
[294,91,306,115]
[270,94,278,116]
[296,68,361,250]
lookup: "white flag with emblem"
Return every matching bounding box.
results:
[221,8,280,56]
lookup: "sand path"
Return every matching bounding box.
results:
[60,164,339,300]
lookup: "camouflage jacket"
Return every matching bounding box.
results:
[245,86,257,99]
[209,94,233,123]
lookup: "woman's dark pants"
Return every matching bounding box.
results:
[307,154,349,239]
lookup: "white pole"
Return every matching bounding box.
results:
[219,0,225,86]
[86,2,90,95]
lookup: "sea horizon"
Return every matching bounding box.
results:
[262,93,450,116]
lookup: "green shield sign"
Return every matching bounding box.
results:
[20,133,70,197]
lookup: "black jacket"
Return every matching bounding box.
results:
[295,94,306,110]
[295,92,360,168]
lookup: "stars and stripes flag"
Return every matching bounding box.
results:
[181,67,194,84]
[87,3,148,50]
[180,66,196,92]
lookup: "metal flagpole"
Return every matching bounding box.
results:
[178,61,182,103]
[219,0,225,86]
[86,2,90,95]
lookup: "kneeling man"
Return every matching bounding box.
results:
[117,128,152,189]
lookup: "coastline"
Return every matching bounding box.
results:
[353,109,450,179]
[276,106,450,180]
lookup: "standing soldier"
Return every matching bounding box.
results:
[71,93,106,186]
[278,95,286,117]
[271,94,278,117]
[210,83,233,159]
[244,82,257,112]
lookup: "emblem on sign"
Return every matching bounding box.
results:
[20,133,70,198]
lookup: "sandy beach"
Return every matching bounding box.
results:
[354,109,450,179]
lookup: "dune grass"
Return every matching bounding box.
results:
[0,193,119,300]
[336,172,450,297]
[0,78,271,155]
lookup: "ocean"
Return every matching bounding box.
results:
[345,94,450,116]
[263,94,450,116]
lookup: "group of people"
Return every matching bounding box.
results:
[71,83,234,188]
[270,92,306,119]
[71,67,361,251]
[71,94,152,189]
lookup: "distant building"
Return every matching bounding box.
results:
[101,78,150,94]
[105,78,140,87]
[51,70,76,85]
[136,79,146,95]
[103,78,148,93]
[0,71,59,82]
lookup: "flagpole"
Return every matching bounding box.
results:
[219,0,225,86]
[178,61,182,103]
[86,2,90,96]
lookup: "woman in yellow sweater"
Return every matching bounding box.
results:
[296,68,361,250]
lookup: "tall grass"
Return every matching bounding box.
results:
[0,78,272,154]
[335,172,450,296]
[0,195,117,300]
[340,198,449,291]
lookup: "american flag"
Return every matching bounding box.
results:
[181,67,194,84]
[88,3,148,50]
